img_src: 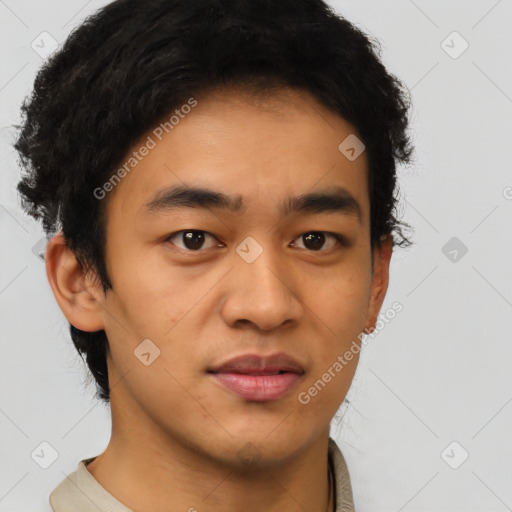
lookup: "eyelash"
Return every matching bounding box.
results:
[164,230,347,253]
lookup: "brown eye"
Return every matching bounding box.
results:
[166,230,220,251]
[292,231,342,251]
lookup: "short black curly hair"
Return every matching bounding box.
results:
[14,0,414,403]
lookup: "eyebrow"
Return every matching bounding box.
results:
[141,184,363,223]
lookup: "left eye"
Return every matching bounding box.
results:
[165,230,344,252]
[165,230,221,251]
[291,231,343,251]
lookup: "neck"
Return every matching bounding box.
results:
[87,389,333,512]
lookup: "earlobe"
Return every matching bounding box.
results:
[45,232,105,332]
[364,235,393,334]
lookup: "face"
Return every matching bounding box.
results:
[63,87,391,467]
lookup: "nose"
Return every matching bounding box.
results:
[220,244,304,332]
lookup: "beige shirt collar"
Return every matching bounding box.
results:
[49,437,355,512]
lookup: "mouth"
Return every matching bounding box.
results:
[207,352,305,402]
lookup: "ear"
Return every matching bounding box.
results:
[363,234,393,335]
[45,232,106,332]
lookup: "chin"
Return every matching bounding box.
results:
[204,429,312,469]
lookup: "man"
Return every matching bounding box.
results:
[15,0,413,510]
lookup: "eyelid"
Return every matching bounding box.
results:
[165,230,223,251]
[290,231,346,251]
[164,229,347,252]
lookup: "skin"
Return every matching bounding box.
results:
[46,86,392,512]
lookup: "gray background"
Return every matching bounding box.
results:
[1,1,511,511]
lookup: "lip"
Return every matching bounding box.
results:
[208,352,305,402]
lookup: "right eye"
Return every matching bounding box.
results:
[164,230,223,251]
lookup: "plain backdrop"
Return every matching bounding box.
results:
[1,1,512,511]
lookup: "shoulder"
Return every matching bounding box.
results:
[49,457,132,512]
[328,438,356,512]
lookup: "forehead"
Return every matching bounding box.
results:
[106,86,370,225]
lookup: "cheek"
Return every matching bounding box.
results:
[306,265,372,343]
[295,265,369,398]
[105,253,182,337]
[102,275,208,389]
